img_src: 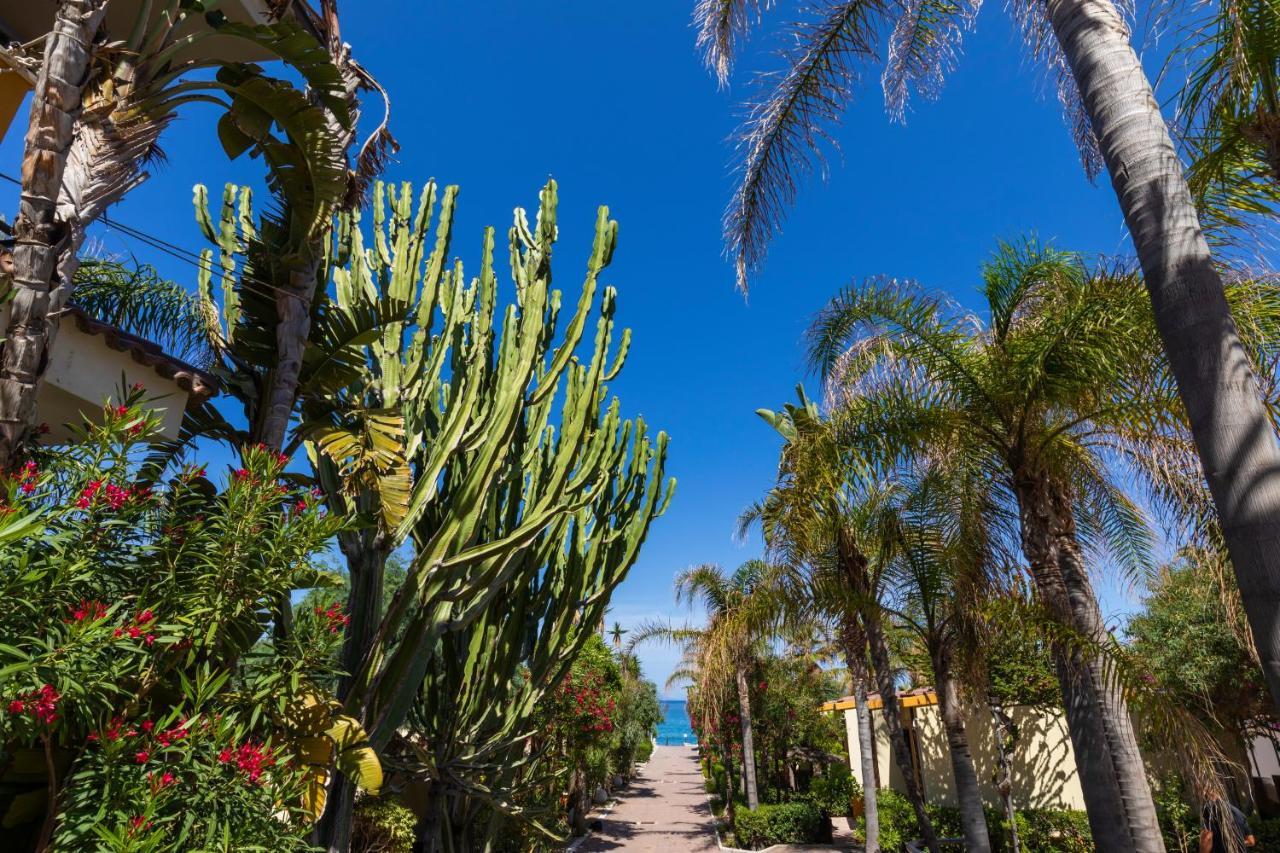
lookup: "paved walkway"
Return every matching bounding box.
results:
[574,744,719,852]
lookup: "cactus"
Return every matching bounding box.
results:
[194,177,674,849]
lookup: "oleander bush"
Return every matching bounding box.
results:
[0,393,371,851]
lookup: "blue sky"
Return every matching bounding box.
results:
[1,0,1159,696]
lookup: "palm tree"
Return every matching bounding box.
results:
[609,622,629,650]
[749,394,941,853]
[809,242,1179,849]
[0,2,360,468]
[1176,0,1280,236]
[632,560,774,810]
[879,472,1001,853]
[692,0,1280,762]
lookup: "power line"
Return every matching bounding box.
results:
[0,170,304,307]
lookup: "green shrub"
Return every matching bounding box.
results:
[808,763,859,818]
[734,800,827,848]
[1253,816,1280,851]
[635,736,654,764]
[352,797,417,853]
[1011,809,1092,852]
[858,788,1091,853]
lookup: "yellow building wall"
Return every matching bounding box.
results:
[0,70,29,142]
[842,702,1087,812]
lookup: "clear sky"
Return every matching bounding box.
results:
[0,0,1158,697]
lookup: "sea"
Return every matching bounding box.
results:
[655,699,696,746]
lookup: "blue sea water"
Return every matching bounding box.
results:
[655,699,696,746]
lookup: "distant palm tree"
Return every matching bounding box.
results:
[693,5,1280,792]
[748,395,932,853]
[632,560,776,810]
[609,621,628,650]
[805,241,1271,849]
[878,471,1002,853]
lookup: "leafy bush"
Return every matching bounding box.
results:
[734,800,826,848]
[1011,809,1092,852]
[861,788,1091,852]
[808,762,859,818]
[1252,816,1280,851]
[0,396,360,850]
[352,797,417,853]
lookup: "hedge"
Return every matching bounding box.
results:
[865,789,1092,852]
[733,800,827,848]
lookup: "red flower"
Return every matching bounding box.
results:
[218,747,233,763]
[135,750,150,763]
[142,720,154,732]
[69,599,107,623]
[7,699,23,714]
[144,634,156,646]
[232,468,250,481]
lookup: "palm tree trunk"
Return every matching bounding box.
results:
[989,704,1022,853]
[735,667,760,810]
[841,613,879,853]
[722,732,738,827]
[931,639,992,853]
[256,256,320,450]
[864,609,942,853]
[0,0,109,470]
[1013,473,1163,852]
[1047,0,1280,733]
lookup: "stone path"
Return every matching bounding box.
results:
[574,744,719,852]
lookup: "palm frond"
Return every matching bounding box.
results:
[881,0,979,121]
[694,0,774,87]
[1007,0,1105,178]
[72,258,221,368]
[726,0,884,292]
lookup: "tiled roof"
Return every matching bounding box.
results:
[67,306,218,403]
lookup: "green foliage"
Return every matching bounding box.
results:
[984,593,1061,709]
[864,789,1092,853]
[1127,558,1267,732]
[807,763,858,818]
[1154,773,1200,853]
[733,799,826,848]
[351,797,417,853]
[0,393,356,850]
[72,258,220,369]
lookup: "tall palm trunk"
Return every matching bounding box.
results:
[0,0,109,470]
[840,531,940,852]
[1047,0,1280,728]
[1013,473,1163,852]
[930,638,992,853]
[864,609,942,853]
[735,666,760,810]
[840,613,879,852]
[256,255,320,450]
[722,730,738,828]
